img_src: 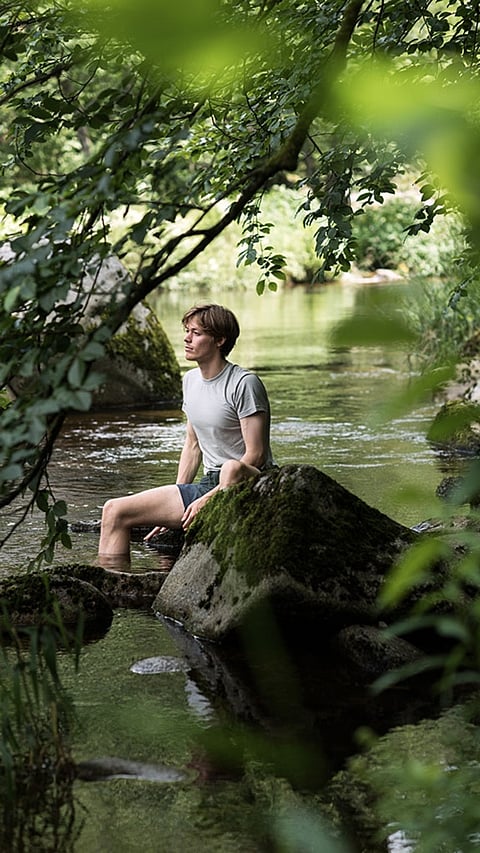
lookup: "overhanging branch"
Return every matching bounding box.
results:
[110,0,366,325]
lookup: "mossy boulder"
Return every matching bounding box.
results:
[5,250,182,409]
[93,306,182,408]
[0,569,113,635]
[78,255,182,407]
[323,700,480,852]
[153,464,418,642]
[427,400,480,455]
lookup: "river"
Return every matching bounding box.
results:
[1,280,446,574]
[1,281,451,851]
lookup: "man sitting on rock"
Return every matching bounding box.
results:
[98,303,274,566]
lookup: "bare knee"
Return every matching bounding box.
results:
[101,497,123,528]
[219,459,256,487]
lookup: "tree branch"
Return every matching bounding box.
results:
[109,0,366,325]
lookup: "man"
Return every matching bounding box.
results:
[98,303,274,562]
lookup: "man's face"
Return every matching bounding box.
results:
[183,317,223,363]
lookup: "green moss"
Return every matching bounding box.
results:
[187,469,314,585]
[427,400,480,452]
[189,467,412,597]
[106,310,182,400]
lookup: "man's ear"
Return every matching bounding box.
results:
[216,336,226,350]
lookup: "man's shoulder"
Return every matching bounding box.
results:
[225,362,252,381]
[223,362,256,393]
[183,367,201,386]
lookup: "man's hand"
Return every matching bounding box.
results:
[143,525,168,542]
[181,492,212,529]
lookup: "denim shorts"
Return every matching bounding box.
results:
[177,470,221,509]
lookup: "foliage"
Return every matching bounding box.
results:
[403,270,480,370]
[0,602,80,852]
[146,188,465,292]
[332,289,480,849]
[1,1,480,848]
[352,196,465,276]
[331,703,480,853]
[154,185,321,292]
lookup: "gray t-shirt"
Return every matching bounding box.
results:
[182,362,273,473]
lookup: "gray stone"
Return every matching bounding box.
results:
[57,563,168,609]
[153,464,418,642]
[79,256,182,408]
[332,624,423,683]
[0,569,113,634]
[2,246,182,409]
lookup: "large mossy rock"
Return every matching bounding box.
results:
[323,699,480,852]
[4,250,182,409]
[0,569,113,636]
[80,256,182,408]
[154,464,418,642]
[93,305,182,408]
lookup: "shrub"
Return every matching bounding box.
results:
[352,197,465,277]
[403,273,480,368]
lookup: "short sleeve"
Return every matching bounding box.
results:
[232,373,269,419]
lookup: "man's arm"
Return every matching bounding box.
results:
[238,411,269,470]
[176,420,202,484]
[180,412,268,529]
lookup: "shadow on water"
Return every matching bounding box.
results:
[155,613,444,789]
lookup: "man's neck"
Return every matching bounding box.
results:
[198,355,228,380]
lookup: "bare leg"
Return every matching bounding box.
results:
[98,484,185,560]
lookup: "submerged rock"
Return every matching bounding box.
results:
[0,569,113,635]
[130,655,189,674]
[51,563,168,609]
[427,400,480,455]
[154,464,418,642]
[76,756,185,783]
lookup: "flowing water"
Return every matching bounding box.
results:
[0,281,447,574]
[1,282,454,851]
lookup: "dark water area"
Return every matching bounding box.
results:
[0,283,457,851]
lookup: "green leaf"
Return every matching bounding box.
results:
[61,532,72,549]
[53,500,67,517]
[3,286,21,313]
[67,358,86,388]
[68,390,92,411]
[0,463,22,481]
[36,491,50,512]
[80,341,105,361]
